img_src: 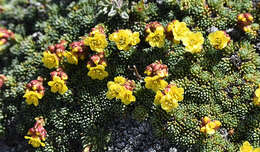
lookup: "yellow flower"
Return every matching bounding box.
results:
[118,88,136,105]
[48,76,68,95]
[87,65,109,80]
[160,94,179,112]
[42,51,59,69]
[208,31,230,50]
[24,136,45,148]
[131,32,140,46]
[168,85,184,101]
[145,26,165,48]
[154,91,163,105]
[144,75,168,92]
[182,32,204,53]
[240,141,260,152]
[109,29,139,51]
[64,51,78,65]
[200,120,222,135]
[23,91,43,106]
[84,31,108,53]
[205,122,217,135]
[114,76,126,85]
[172,20,190,42]
[106,82,125,100]
[253,85,260,106]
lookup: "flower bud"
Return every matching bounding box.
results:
[0,75,7,88]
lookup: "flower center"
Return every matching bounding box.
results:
[119,37,126,45]
[54,82,62,89]
[152,35,160,42]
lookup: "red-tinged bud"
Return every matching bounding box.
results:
[153,64,161,72]
[50,71,58,79]
[146,22,163,33]
[91,54,100,65]
[50,68,68,81]
[92,24,105,34]
[55,49,64,57]
[244,13,253,22]
[38,85,45,91]
[124,80,136,91]
[60,72,68,80]
[145,61,168,77]
[26,77,45,95]
[26,83,32,88]
[48,45,55,52]
[55,44,64,50]
[0,75,7,88]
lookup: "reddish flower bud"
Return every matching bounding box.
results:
[244,13,253,22]
[145,21,162,33]
[91,54,100,65]
[144,61,168,77]
[48,45,55,52]
[25,77,45,96]
[0,75,7,88]
[50,68,68,81]
[87,53,107,69]
[124,80,136,91]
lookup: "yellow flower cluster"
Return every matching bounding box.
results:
[144,61,169,92]
[166,20,204,53]
[106,76,136,105]
[87,53,108,80]
[253,84,260,106]
[48,76,68,95]
[84,25,108,53]
[48,68,68,95]
[24,117,47,148]
[200,116,221,135]
[109,29,140,51]
[23,77,45,107]
[237,13,256,34]
[208,31,230,50]
[240,141,260,152]
[145,22,165,48]
[154,84,184,112]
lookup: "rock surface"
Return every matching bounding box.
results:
[105,117,176,152]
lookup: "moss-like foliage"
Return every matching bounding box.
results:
[0,0,259,151]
